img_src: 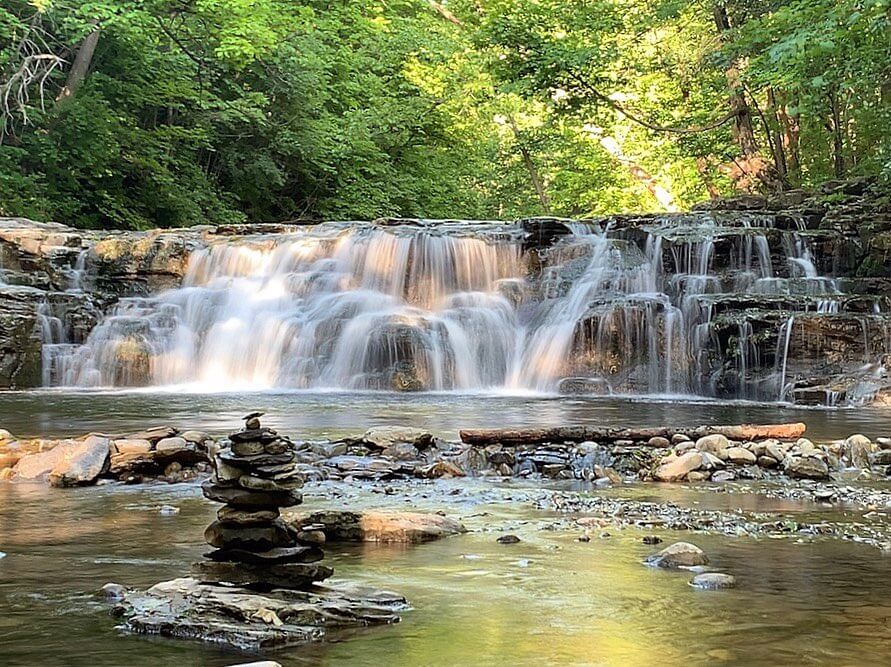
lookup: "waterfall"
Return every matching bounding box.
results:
[45,216,888,401]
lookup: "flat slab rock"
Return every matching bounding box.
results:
[115,577,408,651]
[286,510,467,543]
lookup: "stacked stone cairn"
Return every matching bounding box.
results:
[193,412,333,590]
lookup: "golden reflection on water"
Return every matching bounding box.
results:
[2,480,891,666]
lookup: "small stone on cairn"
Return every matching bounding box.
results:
[193,412,333,589]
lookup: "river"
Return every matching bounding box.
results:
[2,391,891,665]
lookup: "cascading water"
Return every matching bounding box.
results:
[46,215,891,403]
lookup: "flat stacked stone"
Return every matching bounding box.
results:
[193,412,332,590]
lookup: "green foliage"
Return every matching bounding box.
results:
[0,0,887,229]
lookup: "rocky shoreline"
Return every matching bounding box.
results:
[4,422,891,489]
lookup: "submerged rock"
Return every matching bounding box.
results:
[689,573,736,590]
[645,542,709,568]
[287,510,466,543]
[116,577,407,651]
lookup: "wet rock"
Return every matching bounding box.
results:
[204,519,297,551]
[784,456,830,480]
[117,577,406,651]
[689,573,736,590]
[287,510,466,543]
[497,534,521,544]
[653,451,703,482]
[642,535,662,545]
[872,450,891,466]
[201,481,303,508]
[671,433,691,445]
[647,436,670,448]
[711,470,736,482]
[757,455,779,468]
[218,507,281,525]
[645,542,709,568]
[687,471,710,482]
[100,582,126,601]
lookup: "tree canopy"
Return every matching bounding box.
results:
[0,0,888,228]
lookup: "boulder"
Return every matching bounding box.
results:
[14,436,110,485]
[653,451,703,482]
[725,447,757,465]
[645,542,709,568]
[844,434,874,469]
[361,426,433,451]
[287,510,466,544]
[783,456,829,480]
[47,435,111,487]
[695,434,730,455]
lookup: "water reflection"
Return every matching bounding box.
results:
[2,480,891,665]
[1,390,890,442]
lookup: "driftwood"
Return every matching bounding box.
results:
[459,423,806,447]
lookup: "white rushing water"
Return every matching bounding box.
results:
[43,217,857,398]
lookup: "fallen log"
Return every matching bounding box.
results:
[458,423,806,447]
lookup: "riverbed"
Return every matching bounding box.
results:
[2,392,891,665]
[2,475,891,665]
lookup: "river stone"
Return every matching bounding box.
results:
[205,545,324,565]
[191,561,333,589]
[689,573,736,590]
[725,446,757,465]
[645,541,709,568]
[218,506,280,525]
[686,471,710,482]
[653,451,703,482]
[695,434,730,455]
[218,451,294,467]
[699,452,725,470]
[362,426,434,451]
[0,428,13,442]
[264,440,291,455]
[381,442,421,461]
[127,426,177,443]
[674,441,696,454]
[871,450,891,466]
[497,534,521,544]
[48,435,111,487]
[757,455,778,468]
[232,440,266,457]
[287,510,466,543]
[113,438,152,454]
[0,452,20,469]
[204,519,297,550]
[229,428,279,444]
[845,434,874,469]
[100,582,127,601]
[783,456,829,480]
[238,474,302,492]
[876,437,891,450]
[647,436,670,448]
[711,470,736,482]
[202,481,303,508]
[671,433,691,445]
[180,430,210,444]
[117,577,406,651]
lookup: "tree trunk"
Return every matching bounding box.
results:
[766,88,788,180]
[56,20,100,103]
[506,114,551,214]
[776,93,801,184]
[828,90,846,178]
[712,5,783,192]
[459,422,806,446]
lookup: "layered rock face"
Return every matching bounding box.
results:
[2,180,890,405]
[194,414,332,590]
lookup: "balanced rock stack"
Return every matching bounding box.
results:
[193,412,333,590]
